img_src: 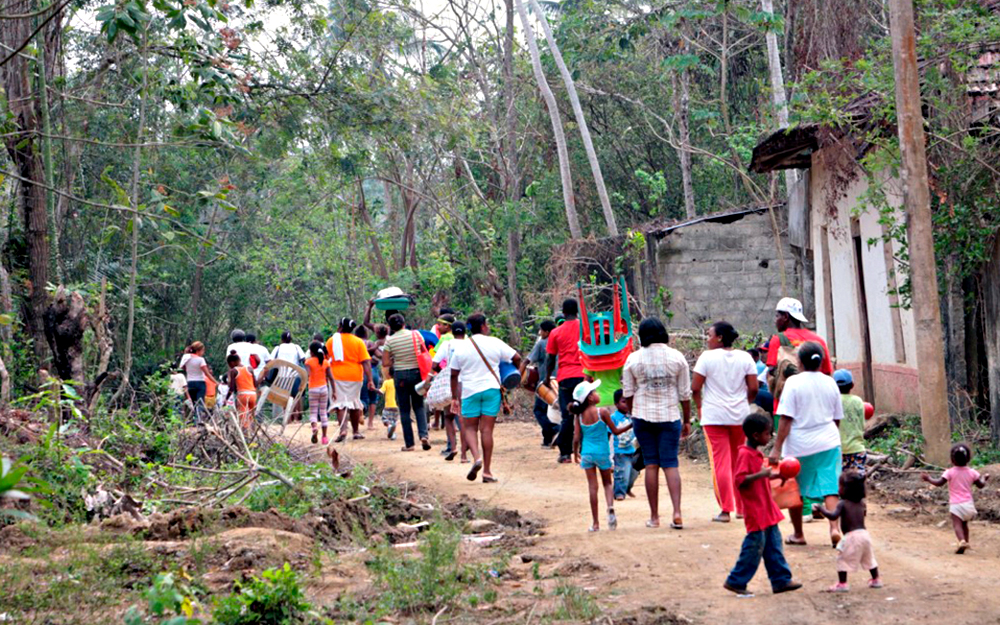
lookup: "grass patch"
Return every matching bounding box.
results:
[335,519,505,620]
[0,534,162,623]
[553,583,602,621]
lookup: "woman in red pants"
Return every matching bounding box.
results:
[692,321,759,523]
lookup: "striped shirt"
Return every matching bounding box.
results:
[383,329,420,371]
[622,344,692,423]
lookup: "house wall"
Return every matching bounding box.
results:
[654,209,805,338]
[809,147,920,413]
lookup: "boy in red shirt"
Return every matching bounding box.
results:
[724,412,803,595]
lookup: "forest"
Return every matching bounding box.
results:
[1,0,1000,623]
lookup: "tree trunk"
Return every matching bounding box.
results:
[0,0,55,366]
[506,220,522,341]
[514,0,581,239]
[671,71,696,219]
[117,26,149,398]
[43,286,87,386]
[888,0,951,465]
[357,178,390,280]
[760,0,799,196]
[528,0,618,236]
[0,263,12,346]
[0,351,9,406]
[36,32,61,284]
[502,0,520,200]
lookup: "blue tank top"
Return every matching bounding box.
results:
[581,417,611,457]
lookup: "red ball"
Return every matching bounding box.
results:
[864,402,875,420]
[779,457,800,480]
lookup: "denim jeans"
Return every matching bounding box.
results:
[394,368,428,449]
[187,381,207,424]
[613,451,639,498]
[556,377,584,456]
[533,396,560,444]
[725,524,793,591]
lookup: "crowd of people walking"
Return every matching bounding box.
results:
[174,293,991,595]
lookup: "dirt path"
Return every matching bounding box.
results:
[289,419,1000,624]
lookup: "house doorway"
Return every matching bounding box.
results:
[853,232,876,402]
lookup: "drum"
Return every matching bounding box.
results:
[521,365,539,391]
[499,361,521,390]
[536,381,557,406]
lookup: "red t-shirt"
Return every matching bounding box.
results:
[765,328,833,375]
[546,318,583,381]
[734,445,785,533]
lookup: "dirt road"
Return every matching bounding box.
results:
[292,419,1000,624]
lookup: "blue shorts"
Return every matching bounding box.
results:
[580,453,613,471]
[633,418,682,468]
[462,388,501,419]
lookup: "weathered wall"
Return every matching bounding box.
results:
[653,209,808,338]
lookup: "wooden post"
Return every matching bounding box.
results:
[888,0,951,465]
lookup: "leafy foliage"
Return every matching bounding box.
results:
[212,564,311,625]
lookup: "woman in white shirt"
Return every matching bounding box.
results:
[183,341,218,423]
[770,341,844,547]
[691,321,758,523]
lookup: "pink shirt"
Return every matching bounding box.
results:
[943,466,981,504]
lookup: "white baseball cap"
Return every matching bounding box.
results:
[775,297,809,323]
[572,379,602,404]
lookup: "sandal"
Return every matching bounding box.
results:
[467,460,483,482]
[670,516,684,530]
[868,578,883,589]
[445,451,457,462]
[400,446,415,452]
[608,508,618,531]
[826,583,849,593]
[334,433,347,443]
[831,531,843,548]
[588,525,600,532]
[712,513,731,523]
[311,430,318,444]
[956,540,970,554]
[482,475,498,483]
[645,519,660,528]
[460,458,471,464]
[353,433,365,440]
[784,536,807,546]
[421,437,431,451]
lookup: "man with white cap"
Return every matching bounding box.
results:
[765,298,833,396]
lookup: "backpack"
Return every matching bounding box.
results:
[767,333,801,403]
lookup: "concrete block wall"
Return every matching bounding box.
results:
[654,210,805,338]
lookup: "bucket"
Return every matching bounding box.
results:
[499,361,521,390]
[415,373,434,396]
[536,381,557,406]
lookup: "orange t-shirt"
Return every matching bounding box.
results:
[305,356,331,389]
[326,333,370,382]
[233,366,255,393]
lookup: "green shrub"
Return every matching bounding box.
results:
[553,583,602,621]
[212,563,311,625]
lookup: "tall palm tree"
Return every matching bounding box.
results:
[515,0,582,239]
[527,0,619,236]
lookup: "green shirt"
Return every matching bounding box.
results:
[586,368,622,408]
[839,394,866,455]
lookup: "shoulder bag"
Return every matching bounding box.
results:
[469,337,512,416]
[411,330,433,380]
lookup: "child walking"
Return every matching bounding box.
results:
[724,413,802,595]
[611,389,640,501]
[224,352,258,430]
[379,367,399,440]
[813,471,882,591]
[921,443,991,553]
[833,370,867,476]
[569,380,632,532]
[305,341,336,445]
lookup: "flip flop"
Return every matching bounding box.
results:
[670,516,684,530]
[445,451,457,462]
[421,438,431,451]
[353,433,365,440]
[482,475,498,483]
[785,536,807,546]
[311,431,318,444]
[588,526,600,532]
[467,460,483,481]
[645,519,660,528]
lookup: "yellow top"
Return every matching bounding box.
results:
[379,379,397,409]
